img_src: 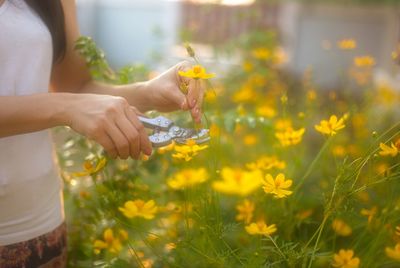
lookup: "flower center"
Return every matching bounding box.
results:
[193,66,202,74]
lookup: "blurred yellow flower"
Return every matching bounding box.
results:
[385,243,400,262]
[274,118,292,131]
[332,145,347,157]
[243,134,258,146]
[252,47,271,60]
[242,61,253,72]
[315,115,346,136]
[256,104,276,118]
[296,209,313,220]
[178,65,215,80]
[332,249,360,268]
[275,128,305,147]
[232,84,257,103]
[212,168,263,196]
[307,90,317,101]
[119,199,158,220]
[245,221,277,236]
[246,156,286,171]
[262,173,293,199]
[337,39,357,50]
[379,142,398,157]
[157,142,175,154]
[332,219,352,237]
[236,199,255,224]
[167,168,208,190]
[396,226,400,236]
[209,123,220,138]
[172,140,208,162]
[354,56,375,67]
[361,206,377,224]
[93,228,128,255]
[71,157,106,177]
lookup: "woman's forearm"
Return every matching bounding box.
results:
[0,93,71,138]
[78,80,154,113]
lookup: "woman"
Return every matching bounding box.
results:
[0,0,204,266]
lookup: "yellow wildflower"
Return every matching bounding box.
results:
[157,142,175,154]
[246,156,286,171]
[337,39,357,50]
[396,226,400,236]
[274,118,292,131]
[119,199,158,220]
[275,128,305,147]
[252,47,271,60]
[178,65,215,80]
[242,61,253,72]
[361,206,378,224]
[71,157,106,177]
[385,243,400,262]
[236,199,255,224]
[332,219,352,237]
[172,140,208,162]
[379,142,398,157]
[245,221,277,236]
[93,228,128,254]
[354,56,375,67]
[232,84,257,103]
[256,104,276,118]
[243,134,258,146]
[212,168,263,196]
[332,249,360,268]
[315,115,346,136]
[262,173,293,199]
[167,168,208,190]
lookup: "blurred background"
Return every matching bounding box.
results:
[76,0,400,89]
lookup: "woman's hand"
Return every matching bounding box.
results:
[65,94,152,159]
[144,61,205,123]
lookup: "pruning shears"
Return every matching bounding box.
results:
[138,115,210,148]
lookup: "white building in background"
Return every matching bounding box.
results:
[76,0,180,68]
[278,3,400,89]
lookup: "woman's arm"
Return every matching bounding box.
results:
[52,0,203,122]
[0,93,152,159]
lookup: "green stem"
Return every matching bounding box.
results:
[295,136,333,192]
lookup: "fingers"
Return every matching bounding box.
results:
[126,107,152,156]
[95,131,118,159]
[116,117,141,159]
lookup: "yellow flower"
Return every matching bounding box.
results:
[236,199,255,224]
[262,173,293,198]
[315,115,346,136]
[379,142,398,157]
[307,90,317,101]
[274,118,292,131]
[246,156,286,171]
[332,219,352,237]
[172,140,209,162]
[242,61,253,72]
[396,226,400,236]
[232,84,257,103]
[252,47,271,60]
[245,221,277,236]
[157,142,175,154]
[243,134,258,146]
[178,65,215,80]
[167,168,209,190]
[337,39,357,50]
[275,128,305,147]
[354,56,375,67]
[386,243,400,261]
[119,199,158,220]
[93,228,128,254]
[212,168,263,196]
[360,206,377,224]
[332,249,360,268]
[255,104,276,118]
[71,157,107,177]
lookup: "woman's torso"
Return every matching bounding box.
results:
[0,0,64,246]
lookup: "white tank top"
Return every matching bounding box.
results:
[0,0,64,246]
